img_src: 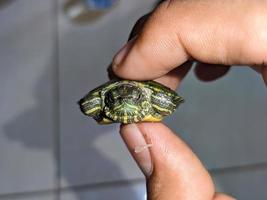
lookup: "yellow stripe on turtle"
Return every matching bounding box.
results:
[152,104,172,114]
[123,116,128,124]
[85,106,101,114]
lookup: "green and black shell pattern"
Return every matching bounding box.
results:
[79,80,184,124]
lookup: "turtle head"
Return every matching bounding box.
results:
[79,91,102,117]
[104,84,149,123]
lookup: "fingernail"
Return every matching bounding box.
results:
[112,36,137,69]
[120,124,153,177]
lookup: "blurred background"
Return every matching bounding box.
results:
[0,0,266,199]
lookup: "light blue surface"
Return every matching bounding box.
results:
[60,181,146,200]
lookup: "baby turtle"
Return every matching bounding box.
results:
[79,80,184,124]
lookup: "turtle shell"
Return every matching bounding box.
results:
[79,80,184,124]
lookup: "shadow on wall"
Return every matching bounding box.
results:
[3,65,139,199]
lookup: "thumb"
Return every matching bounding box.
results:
[120,123,215,200]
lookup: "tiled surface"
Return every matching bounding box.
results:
[213,164,267,200]
[0,0,267,199]
[58,0,157,187]
[61,164,267,200]
[0,192,56,200]
[60,180,146,200]
[166,67,267,169]
[0,0,57,194]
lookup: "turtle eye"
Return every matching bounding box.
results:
[131,92,141,102]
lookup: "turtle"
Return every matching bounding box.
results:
[78,79,184,124]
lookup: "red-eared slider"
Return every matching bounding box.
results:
[79,80,184,124]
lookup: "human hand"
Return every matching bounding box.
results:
[111,0,267,199]
[120,123,235,200]
[112,0,267,85]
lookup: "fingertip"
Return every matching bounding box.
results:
[112,36,137,75]
[119,123,153,177]
[137,122,215,199]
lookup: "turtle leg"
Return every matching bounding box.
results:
[94,115,114,124]
[142,113,163,122]
[79,93,102,117]
[150,91,177,116]
[97,117,114,124]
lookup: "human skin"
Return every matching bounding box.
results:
[111,0,267,199]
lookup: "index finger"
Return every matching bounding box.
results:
[112,0,267,81]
